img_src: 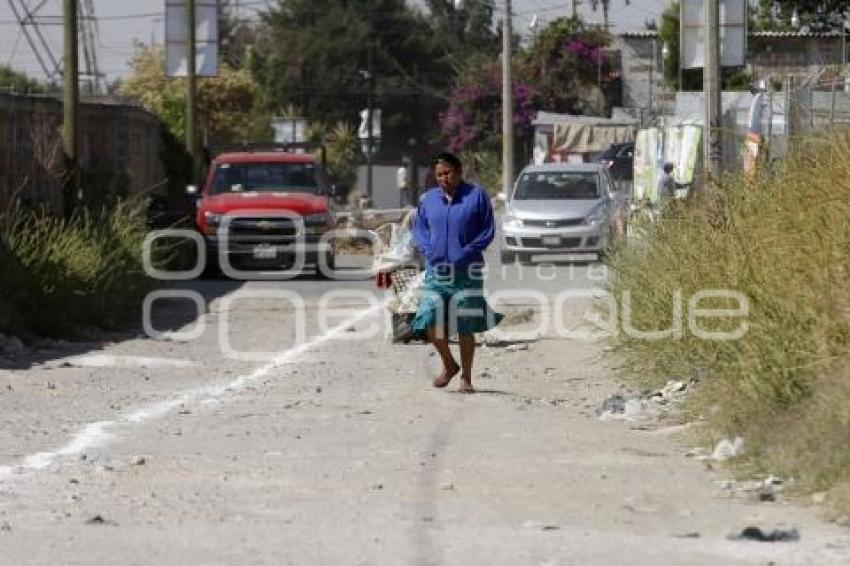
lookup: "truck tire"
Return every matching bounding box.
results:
[201,256,220,279]
[316,251,336,280]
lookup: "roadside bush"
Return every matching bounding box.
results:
[0,200,157,337]
[605,131,850,506]
[0,233,27,332]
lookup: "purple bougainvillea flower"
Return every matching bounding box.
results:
[568,40,585,54]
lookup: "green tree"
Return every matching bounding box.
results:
[219,0,257,68]
[440,16,617,161]
[517,17,616,114]
[322,121,360,192]
[0,65,48,94]
[424,0,500,67]
[249,0,453,152]
[658,2,683,89]
[119,45,270,144]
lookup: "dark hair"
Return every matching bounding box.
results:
[663,162,675,173]
[431,152,463,172]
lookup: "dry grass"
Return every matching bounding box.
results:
[0,200,157,338]
[605,130,850,510]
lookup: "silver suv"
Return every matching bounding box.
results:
[501,163,626,263]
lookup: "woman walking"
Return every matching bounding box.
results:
[411,152,503,393]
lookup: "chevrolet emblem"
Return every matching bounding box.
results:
[257,220,274,231]
[546,221,555,228]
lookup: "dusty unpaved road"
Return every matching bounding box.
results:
[1,256,849,565]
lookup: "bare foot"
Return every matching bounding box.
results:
[458,377,475,394]
[433,361,461,388]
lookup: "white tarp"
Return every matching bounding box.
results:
[681,0,747,69]
[633,128,660,202]
[634,125,702,203]
[165,0,220,77]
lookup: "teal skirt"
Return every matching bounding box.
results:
[410,268,504,339]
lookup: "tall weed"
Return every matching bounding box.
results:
[606,130,850,499]
[0,200,155,337]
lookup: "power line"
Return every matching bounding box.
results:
[6,27,22,65]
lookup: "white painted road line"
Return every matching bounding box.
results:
[0,302,386,483]
[61,354,199,369]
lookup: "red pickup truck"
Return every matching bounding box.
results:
[188,145,338,278]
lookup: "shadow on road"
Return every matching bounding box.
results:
[1,259,377,371]
[0,277,244,371]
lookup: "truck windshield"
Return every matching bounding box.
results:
[211,162,321,195]
[513,171,600,200]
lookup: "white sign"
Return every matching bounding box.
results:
[358,109,382,140]
[165,0,220,77]
[271,117,308,144]
[680,0,747,69]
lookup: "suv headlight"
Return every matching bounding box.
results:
[504,212,524,229]
[582,205,606,226]
[304,213,333,235]
[204,211,223,226]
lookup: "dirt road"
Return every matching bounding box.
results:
[1,258,848,565]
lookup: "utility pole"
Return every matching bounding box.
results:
[650,39,656,114]
[62,0,79,216]
[602,0,610,31]
[571,0,579,18]
[703,0,722,185]
[502,0,514,198]
[366,45,375,204]
[186,0,199,183]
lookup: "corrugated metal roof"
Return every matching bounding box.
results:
[750,30,842,38]
[619,31,659,39]
[619,30,843,39]
[532,111,639,127]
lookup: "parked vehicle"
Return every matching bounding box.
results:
[501,163,626,263]
[187,144,338,277]
[596,141,634,182]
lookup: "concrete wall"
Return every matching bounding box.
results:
[0,94,166,213]
[355,165,431,210]
[614,36,668,113]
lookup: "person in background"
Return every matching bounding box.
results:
[397,160,409,208]
[411,152,503,394]
[398,157,417,207]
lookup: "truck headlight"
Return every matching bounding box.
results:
[582,206,606,226]
[203,211,223,235]
[303,213,333,235]
[504,212,524,229]
[204,211,223,226]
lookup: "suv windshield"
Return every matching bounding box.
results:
[211,162,320,195]
[513,171,600,200]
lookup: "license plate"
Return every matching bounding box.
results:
[253,245,277,260]
[541,236,561,247]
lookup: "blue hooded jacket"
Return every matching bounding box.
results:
[412,182,495,271]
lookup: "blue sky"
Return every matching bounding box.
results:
[0,0,669,82]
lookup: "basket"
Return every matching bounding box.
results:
[391,268,424,315]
